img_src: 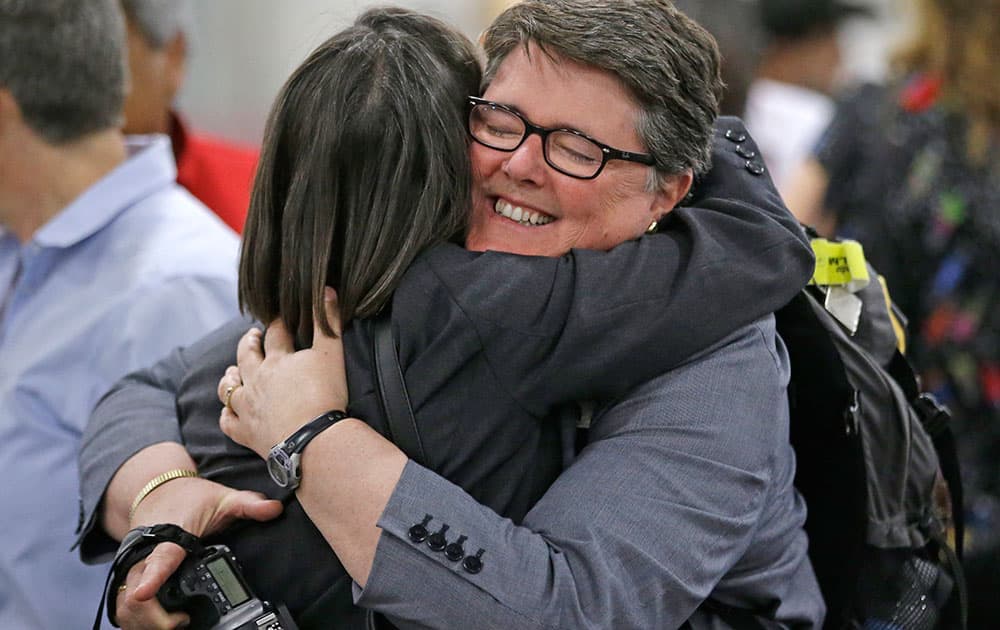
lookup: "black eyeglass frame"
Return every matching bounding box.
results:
[467,96,657,180]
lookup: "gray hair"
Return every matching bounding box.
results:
[120,0,191,49]
[482,0,722,180]
[0,0,126,144]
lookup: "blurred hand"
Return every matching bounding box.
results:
[220,288,349,457]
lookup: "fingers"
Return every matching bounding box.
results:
[116,549,191,629]
[134,542,187,600]
[196,488,282,535]
[115,563,144,623]
[312,287,343,352]
[219,404,240,440]
[264,318,295,357]
[222,490,284,524]
[217,365,243,410]
[117,591,190,629]
[236,327,264,378]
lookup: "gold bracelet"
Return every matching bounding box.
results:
[128,469,198,524]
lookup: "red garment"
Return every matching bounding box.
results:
[898,73,942,113]
[170,113,258,233]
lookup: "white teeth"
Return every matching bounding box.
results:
[494,199,554,226]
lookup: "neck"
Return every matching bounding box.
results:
[757,54,810,88]
[757,35,839,95]
[0,129,126,243]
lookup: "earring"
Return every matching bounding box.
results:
[646,220,658,234]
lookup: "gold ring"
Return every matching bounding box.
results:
[118,583,128,594]
[224,385,239,413]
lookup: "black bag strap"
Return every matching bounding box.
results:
[887,350,966,560]
[935,530,969,630]
[372,309,427,466]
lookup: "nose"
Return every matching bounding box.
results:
[501,132,547,185]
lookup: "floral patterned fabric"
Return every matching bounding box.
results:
[814,75,1000,619]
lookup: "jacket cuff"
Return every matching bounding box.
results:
[354,460,546,622]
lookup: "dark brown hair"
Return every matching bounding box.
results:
[238,7,482,346]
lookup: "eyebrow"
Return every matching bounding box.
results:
[489,99,609,144]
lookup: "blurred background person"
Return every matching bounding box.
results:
[122,0,258,232]
[784,0,1000,623]
[0,0,240,626]
[743,0,873,194]
[673,0,767,116]
[488,0,519,11]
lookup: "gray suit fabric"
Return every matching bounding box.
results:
[78,119,824,628]
[362,319,825,629]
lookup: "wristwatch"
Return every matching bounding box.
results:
[266,410,349,490]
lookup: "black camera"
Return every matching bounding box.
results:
[158,544,299,630]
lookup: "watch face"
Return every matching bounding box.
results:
[267,447,292,488]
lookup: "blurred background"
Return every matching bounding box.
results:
[177,0,900,145]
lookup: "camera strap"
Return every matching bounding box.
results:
[93,523,205,630]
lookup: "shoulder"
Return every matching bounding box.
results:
[637,314,785,381]
[87,187,241,345]
[592,316,790,459]
[647,315,788,390]
[820,82,890,141]
[87,274,240,382]
[106,183,240,282]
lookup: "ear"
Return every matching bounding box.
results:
[650,169,694,219]
[163,32,188,102]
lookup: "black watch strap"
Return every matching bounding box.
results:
[281,409,349,455]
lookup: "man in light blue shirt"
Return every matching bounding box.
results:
[0,1,240,626]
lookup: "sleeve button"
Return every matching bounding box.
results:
[445,535,467,562]
[462,549,485,574]
[427,524,450,552]
[408,514,432,543]
[725,129,748,143]
[745,160,766,175]
[735,144,757,159]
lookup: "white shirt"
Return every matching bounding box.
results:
[0,135,240,628]
[744,78,835,195]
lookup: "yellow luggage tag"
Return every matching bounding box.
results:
[810,238,870,335]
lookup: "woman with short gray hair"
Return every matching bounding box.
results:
[82,4,818,628]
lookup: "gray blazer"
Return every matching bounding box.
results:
[362,318,825,629]
[78,119,824,628]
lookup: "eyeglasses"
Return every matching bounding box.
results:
[467,96,656,180]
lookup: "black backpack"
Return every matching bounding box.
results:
[774,233,965,630]
[374,234,967,630]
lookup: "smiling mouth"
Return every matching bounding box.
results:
[494,198,554,226]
